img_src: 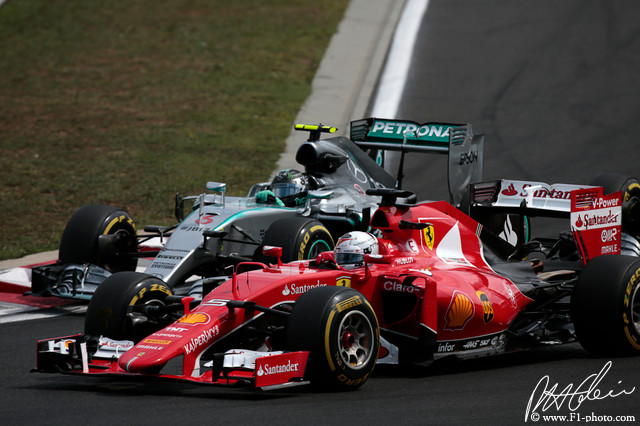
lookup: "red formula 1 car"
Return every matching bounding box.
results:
[34,182,640,390]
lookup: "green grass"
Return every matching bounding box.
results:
[0,0,349,260]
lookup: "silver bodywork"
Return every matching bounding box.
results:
[31,134,390,300]
[31,119,485,301]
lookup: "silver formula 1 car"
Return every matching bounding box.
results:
[31,118,481,301]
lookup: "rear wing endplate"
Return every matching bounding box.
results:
[570,187,622,265]
[350,118,484,208]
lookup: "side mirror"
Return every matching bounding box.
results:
[175,192,184,222]
[206,181,226,204]
[262,246,283,267]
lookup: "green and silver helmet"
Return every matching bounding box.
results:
[271,169,309,207]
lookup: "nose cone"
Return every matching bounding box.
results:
[117,338,179,373]
[117,313,221,374]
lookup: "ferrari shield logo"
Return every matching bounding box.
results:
[423,224,435,250]
[336,276,351,287]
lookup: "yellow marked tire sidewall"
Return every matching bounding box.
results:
[297,224,333,260]
[321,294,379,388]
[623,182,640,202]
[128,281,173,307]
[104,214,137,235]
[623,266,640,350]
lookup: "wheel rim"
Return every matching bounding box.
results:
[128,297,168,317]
[102,228,138,272]
[631,283,640,335]
[337,310,375,370]
[125,297,170,339]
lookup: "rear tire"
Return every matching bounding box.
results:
[59,204,138,272]
[590,173,640,241]
[260,217,334,262]
[85,271,173,342]
[590,173,640,200]
[286,286,379,390]
[572,255,640,356]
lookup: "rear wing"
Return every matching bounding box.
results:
[469,180,622,264]
[469,180,597,216]
[350,118,484,208]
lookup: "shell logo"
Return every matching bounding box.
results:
[177,312,210,325]
[444,291,475,330]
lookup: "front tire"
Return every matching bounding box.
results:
[286,286,379,391]
[59,204,138,272]
[260,217,334,262]
[85,271,173,342]
[572,255,640,356]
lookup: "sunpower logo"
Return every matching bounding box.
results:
[282,281,327,296]
[256,360,300,376]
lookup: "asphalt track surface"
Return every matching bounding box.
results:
[3,1,640,424]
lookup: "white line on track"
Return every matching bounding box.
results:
[0,262,150,323]
[0,304,87,325]
[369,0,429,175]
[371,0,430,118]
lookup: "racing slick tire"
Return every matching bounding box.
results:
[259,217,334,262]
[589,173,640,200]
[572,255,640,356]
[285,286,379,391]
[59,204,139,273]
[590,173,640,239]
[85,271,174,342]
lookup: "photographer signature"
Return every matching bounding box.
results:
[525,361,635,421]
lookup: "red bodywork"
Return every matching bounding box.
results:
[37,199,533,388]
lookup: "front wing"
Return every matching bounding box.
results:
[34,334,310,391]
